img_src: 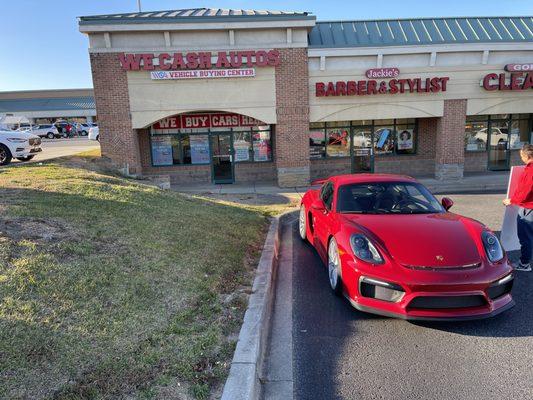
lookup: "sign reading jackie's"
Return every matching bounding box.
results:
[119,50,280,71]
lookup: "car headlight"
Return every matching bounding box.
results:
[350,234,384,264]
[481,231,504,263]
[7,138,27,143]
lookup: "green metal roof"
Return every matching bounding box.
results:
[79,8,315,25]
[309,17,533,48]
[0,97,95,113]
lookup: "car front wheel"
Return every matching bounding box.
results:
[328,238,342,296]
[47,132,55,139]
[0,144,13,165]
[298,205,307,240]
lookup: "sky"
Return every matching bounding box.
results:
[0,0,532,92]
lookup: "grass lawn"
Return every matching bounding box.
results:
[0,152,272,399]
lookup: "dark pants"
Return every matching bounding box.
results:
[517,207,533,264]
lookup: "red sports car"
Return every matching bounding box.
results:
[299,174,514,321]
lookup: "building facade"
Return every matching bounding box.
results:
[0,89,96,124]
[78,9,533,186]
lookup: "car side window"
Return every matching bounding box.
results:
[320,182,334,210]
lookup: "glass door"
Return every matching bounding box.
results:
[488,119,510,170]
[211,133,234,183]
[352,127,373,173]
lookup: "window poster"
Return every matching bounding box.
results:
[376,129,391,149]
[190,135,210,164]
[151,136,173,166]
[254,140,271,161]
[234,140,251,162]
[397,129,414,150]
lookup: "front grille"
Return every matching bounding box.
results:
[403,263,481,271]
[408,295,486,310]
[29,137,41,146]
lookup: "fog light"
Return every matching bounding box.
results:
[359,277,405,302]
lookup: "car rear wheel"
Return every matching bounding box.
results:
[0,144,12,166]
[16,155,35,162]
[298,206,307,240]
[47,132,55,139]
[328,238,342,296]
[81,130,88,136]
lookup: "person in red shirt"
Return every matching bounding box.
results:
[503,144,533,271]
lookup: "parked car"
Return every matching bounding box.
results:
[473,127,520,148]
[0,128,42,165]
[79,123,92,136]
[88,126,99,141]
[31,124,60,139]
[53,121,72,138]
[298,174,514,321]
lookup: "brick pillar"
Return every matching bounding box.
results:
[89,53,142,175]
[274,48,310,187]
[435,99,467,180]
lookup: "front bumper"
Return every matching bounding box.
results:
[14,146,41,157]
[346,268,514,321]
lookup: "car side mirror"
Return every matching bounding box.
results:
[441,197,453,211]
[311,199,326,212]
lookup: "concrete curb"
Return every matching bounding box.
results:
[221,211,294,400]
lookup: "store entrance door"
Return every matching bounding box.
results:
[488,120,511,170]
[211,133,234,183]
[352,127,373,173]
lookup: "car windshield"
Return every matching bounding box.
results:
[336,182,444,214]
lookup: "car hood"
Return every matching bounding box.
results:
[0,129,39,140]
[341,213,482,268]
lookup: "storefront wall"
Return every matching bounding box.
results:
[308,45,533,178]
[86,21,312,185]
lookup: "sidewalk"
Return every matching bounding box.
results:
[172,171,509,196]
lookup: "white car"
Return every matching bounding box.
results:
[31,124,60,139]
[88,126,99,141]
[0,129,42,165]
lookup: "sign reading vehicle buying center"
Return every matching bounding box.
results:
[119,50,279,80]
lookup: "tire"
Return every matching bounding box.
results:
[81,130,88,136]
[327,238,343,296]
[96,135,99,142]
[0,144,12,166]
[47,132,55,139]
[62,132,68,138]
[298,205,307,241]
[16,155,35,162]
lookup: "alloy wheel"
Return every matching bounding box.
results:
[328,239,340,290]
[299,206,306,240]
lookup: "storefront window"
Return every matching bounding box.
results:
[465,114,532,152]
[310,119,418,159]
[510,117,532,150]
[233,131,253,162]
[373,126,395,155]
[310,128,326,159]
[465,116,488,152]
[395,124,416,154]
[252,131,272,162]
[326,127,350,157]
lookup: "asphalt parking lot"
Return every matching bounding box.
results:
[266,193,533,400]
[10,136,100,165]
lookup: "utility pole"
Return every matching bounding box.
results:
[137,0,142,12]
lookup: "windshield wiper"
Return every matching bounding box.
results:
[339,210,369,214]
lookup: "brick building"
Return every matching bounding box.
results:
[78,9,533,186]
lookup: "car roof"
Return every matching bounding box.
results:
[328,173,417,185]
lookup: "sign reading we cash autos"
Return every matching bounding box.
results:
[119,50,279,80]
